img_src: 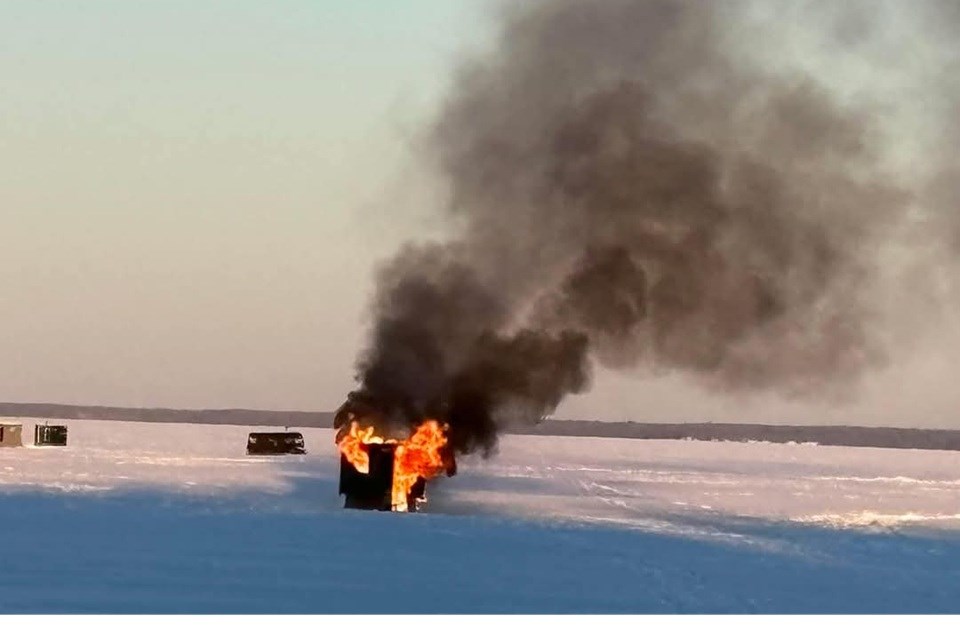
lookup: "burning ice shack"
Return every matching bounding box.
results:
[334,397,454,513]
[339,441,427,512]
[0,422,23,448]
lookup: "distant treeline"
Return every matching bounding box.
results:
[2,402,959,452]
[0,403,334,428]
[508,421,960,452]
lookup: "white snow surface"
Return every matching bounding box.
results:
[1,418,959,613]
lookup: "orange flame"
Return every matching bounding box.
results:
[337,422,383,474]
[337,419,450,511]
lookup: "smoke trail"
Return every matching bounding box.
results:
[336,0,950,454]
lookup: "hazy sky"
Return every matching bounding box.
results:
[1,1,480,408]
[3,1,959,427]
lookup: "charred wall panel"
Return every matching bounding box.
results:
[406,477,426,512]
[340,443,395,511]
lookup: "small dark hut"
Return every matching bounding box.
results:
[34,424,68,447]
[246,432,306,455]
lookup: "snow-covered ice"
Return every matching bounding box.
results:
[0,418,958,612]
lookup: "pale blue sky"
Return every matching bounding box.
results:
[1,1,487,410]
[2,1,958,427]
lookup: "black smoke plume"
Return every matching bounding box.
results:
[335,0,930,455]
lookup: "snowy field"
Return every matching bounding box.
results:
[1,418,959,613]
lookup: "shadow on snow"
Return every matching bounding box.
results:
[0,469,958,614]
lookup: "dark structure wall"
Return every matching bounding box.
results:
[340,444,396,511]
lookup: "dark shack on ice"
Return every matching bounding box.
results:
[246,431,306,455]
[34,424,68,446]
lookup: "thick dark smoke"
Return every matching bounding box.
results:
[336,0,944,455]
